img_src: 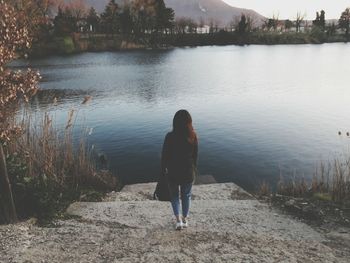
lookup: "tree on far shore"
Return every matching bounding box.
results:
[339,8,350,39]
[154,0,175,34]
[284,20,293,32]
[119,5,133,34]
[326,22,336,36]
[295,12,305,33]
[101,0,120,34]
[54,7,76,36]
[53,0,88,35]
[237,14,247,35]
[313,10,326,31]
[87,7,100,32]
[175,17,197,34]
[264,14,279,32]
[237,14,253,35]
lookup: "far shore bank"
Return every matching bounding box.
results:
[29,32,349,57]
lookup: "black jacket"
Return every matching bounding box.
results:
[161,131,198,184]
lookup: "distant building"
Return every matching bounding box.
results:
[197,25,210,34]
[287,21,309,33]
[77,19,88,33]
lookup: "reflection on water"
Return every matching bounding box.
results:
[12,44,350,190]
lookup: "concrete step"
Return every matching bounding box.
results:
[104,182,253,202]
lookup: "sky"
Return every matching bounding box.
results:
[223,0,350,20]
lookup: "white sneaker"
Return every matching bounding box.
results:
[175,221,183,230]
[182,218,188,228]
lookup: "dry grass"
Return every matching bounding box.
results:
[6,106,118,191]
[257,181,271,197]
[260,157,350,203]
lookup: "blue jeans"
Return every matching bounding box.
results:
[168,182,193,218]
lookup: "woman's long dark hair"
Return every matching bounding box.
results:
[172,110,196,144]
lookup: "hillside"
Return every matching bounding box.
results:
[165,0,264,26]
[83,0,265,26]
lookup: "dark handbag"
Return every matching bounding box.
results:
[153,172,171,201]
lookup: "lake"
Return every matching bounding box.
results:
[13,43,350,190]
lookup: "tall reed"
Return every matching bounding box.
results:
[6,106,118,191]
[262,157,350,203]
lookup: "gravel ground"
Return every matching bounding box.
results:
[0,183,349,262]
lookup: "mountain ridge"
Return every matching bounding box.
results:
[82,0,265,26]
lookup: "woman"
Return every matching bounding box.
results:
[161,110,198,230]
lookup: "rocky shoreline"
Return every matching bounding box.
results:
[1,182,349,262]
